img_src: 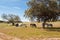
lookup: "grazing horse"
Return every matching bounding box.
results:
[15,23,19,27]
[46,23,53,28]
[47,24,53,27]
[30,24,37,28]
[42,23,53,28]
[20,24,27,27]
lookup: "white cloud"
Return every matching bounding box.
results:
[0,5,21,10]
[0,5,21,16]
[13,7,21,9]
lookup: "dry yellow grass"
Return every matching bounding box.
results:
[0,22,60,39]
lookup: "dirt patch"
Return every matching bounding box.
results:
[0,33,60,40]
[0,33,21,40]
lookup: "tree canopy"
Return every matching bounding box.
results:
[2,14,21,23]
[25,0,60,22]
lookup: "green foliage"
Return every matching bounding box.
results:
[25,0,60,22]
[2,14,21,23]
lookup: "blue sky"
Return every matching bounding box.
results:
[0,0,29,22]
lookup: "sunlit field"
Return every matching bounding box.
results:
[0,22,60,39]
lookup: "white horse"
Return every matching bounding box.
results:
[42,23,53,28]
[46,23,53,28]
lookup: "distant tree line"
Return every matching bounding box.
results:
[1,14,22,25]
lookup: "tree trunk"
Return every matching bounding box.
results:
[42,20,46,29]
[12,22,15,26]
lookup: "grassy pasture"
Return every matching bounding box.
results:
[0,22,60,39]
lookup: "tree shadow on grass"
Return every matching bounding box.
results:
[45,27,60,32]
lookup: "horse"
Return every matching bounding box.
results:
[46,23,53,28]
[42,22,53,28]
[30,24,37,28]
